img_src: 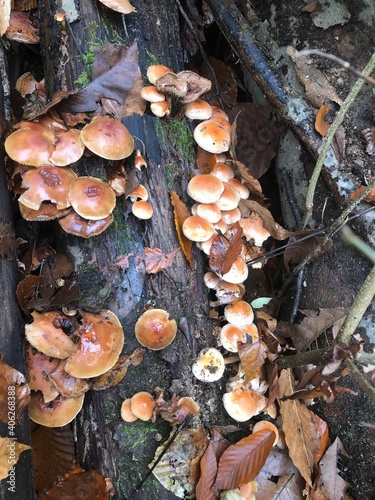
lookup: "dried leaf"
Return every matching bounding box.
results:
[239,200,293,240]
[16,274,42,314]
[145,247,179,274]
[284,232,333,272]
[279,369,329,486]
[238,341,268,384]
[264,360,279,410]
[215,430,275,490]
[361,128,375,156]
[256,472,305,499]
[318,437,350,500]
[61,43,140,113]
[98,0,135,14]
[40,469,109,499]
[0,359,30,425]
[92,348,145,390]
[169,191,194,270]
[209,221,243,275]
[196,442,218,500]
[350,182,375,203]
[0,436,31,480]
[201,56,238,108]
[315,104,331,136]
[0,0,11,36]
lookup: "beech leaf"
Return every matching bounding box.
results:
[279,369,329,487]
[215,429,275,490]
[145,247,179,274]
[239,200,293,240]
[196,441,218,500]
[169,191,194,270]
[209,221,243,275]
[0,437,31,480]
[91,348,145,390]
[318,437,350,500]
[238,341,268,384]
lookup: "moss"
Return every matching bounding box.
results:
[103,399,121,424]
[145,50,160,67]
[164,162,179,188]
[156,119,195,164]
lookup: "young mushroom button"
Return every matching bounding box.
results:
[187,174,224,204]
[135,309,177,350]
[192,348,225,382]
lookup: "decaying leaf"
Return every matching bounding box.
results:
[317,437,350,499]
[196,442,218,500]
[0,436,31,480]
[201,56,238,108]
[275,308,349,351]
[209,221,243,275]
[350,181,375,203]
[98,0,136,14]
[238,341,268,384]
[239,200,293,241]
[170,191,194,270]
[5,10,39,44]
[315,103,331,136]
[283,231,333,272]
[215,430,275,490]
[39,468,109,499]
[279,369,329,486]
[92,348,145,390]
[145,247,179,274]
[0,359,30,425]
[361,128,375,156]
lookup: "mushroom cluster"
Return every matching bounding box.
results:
[5,114,136,237]
[25,308,124,427]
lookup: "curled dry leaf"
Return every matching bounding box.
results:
[0,437,31,481]
[317,437,350,499]
[145,247,179,274]
[0,359,30,425]
[209,221,243,276]
[91,348,145,390]
[215,430,275,490]
[196,441,218,500]
[237,341,268,384]
[239,200,293,241]
[169,191,194,270]
[98,0,136,14]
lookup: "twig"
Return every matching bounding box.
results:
[341,225,375,264]
[346,358,375,406]
[297,50,375,86]
[277,347,334,369]
[289,268,304,323]
[301,51,375,229]
[335,265,375,347]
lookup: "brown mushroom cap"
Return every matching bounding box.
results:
[187,174,224,204]
[68,176,116,220]
[135,309,177,350]
[48,360,91,398]
[131,200,153,220]
[239,214,271,247]
[5,128,54,167]
[25,311,78,360]
[176,70,212,104]
[215,183,241,211]
[210,162,235,182]
[80,116,134,160]
[219,324,247,353]
[182,215,216,242]
[185,100,212,120]
[26,346,60,403]
[130,391,155,421]
[193,119,231,154]
[64,310,124,379]
[127,184,148,202]
[49,129,85,166]
[58,211,113,238]
[19,201,71,221]
[18,166,77,210]
[150,101,170,117]
[195,203,222,223]
[121,398,138,422]
[28,392,85,427]
[141,85,166,103]
[147,64,172,85]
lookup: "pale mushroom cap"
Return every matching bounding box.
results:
[196,203,222,223]
[130,391,155,421]
[187,174,224,204]
[141,85,166,102]
[239,214,271,247]
[150,101,170,117]
[49,129,85,166]
[252,420,279,446]
[228,178,250,200]
[80,116,134,160]
[220,207,241,225]
[210,106,229,121]
[132,200,153,220]
[147,64,172,85]
[121,398,138,422]
[19,166,77,210]
[182,215,216,242]
[64,310,124,379]
[59,211,113,238]
[127,184,148,202]
[203,271,221,289]
[192,348,225,382]
[224,300,254,326]
[48,360,91,399]
[219,324,247,352]
[213,218,228,234]
[214,280,246,304]
[185,100,212,120]
[25,311,77,360]
[199,234,217,255]
[135,309,177,350]
[5,128,54,166]
[215,183,241,211]
[223,388,259,422]
[210,162,235,182]
[242,323,259,343]
[68,176,116,220]
[193,119,231,154]
[221,256,248,284]
[28,392,85,427]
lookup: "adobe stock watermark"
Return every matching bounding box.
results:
[6,385,17,493]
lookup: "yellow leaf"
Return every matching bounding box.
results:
[169,191,194,270]
[0,436,31,480]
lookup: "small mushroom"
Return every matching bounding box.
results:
[252,420,279,446]
[192,347,225,382]
[68,176,116,220]
[239,213,271,247]
[224,301,254,326]
[176,70,212,104]
[219,324,247,353]
[135,309,177,350]
[127,184,148,202]
[215,183,241,211]
[121,398,138,422]
[195,203,222,224]
[182,215,216,242]
[185,100,212,120]
[132,200,153,220]
[221,256,248,284]
[210,163,235,182]
[150,101,170,118]
[187,174,224,204]
[147,65,172,85]
[5,128,54,167]
[155,71,188,98]
[130,391,155,421]
[193,119,231,154]
[223,388,267,422]
[28,392,85,427]
[58,211,113,238]
[141,85,166,103]
[49,129,85,166]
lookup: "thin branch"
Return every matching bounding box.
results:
[277,348,334,369]
[341,225,375,264]
[346,358,375,406]
[300,50,375,229]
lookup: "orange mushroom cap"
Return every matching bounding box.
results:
[187,174,224,204]
[58,211,114,238]
[68,176,116,220]
[182,215,216,242]
[135,309,177,350]
[193,119,231,154]
[28,392,85,427]
[121,398,138,422]
[131,200,153,220]
[49,129,85,166]
[130,391,155,421]
[5,128,54,167]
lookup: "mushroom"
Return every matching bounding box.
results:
[18,166,77,210]
[187,174,224,204]
[130,391,155,421]
[215,183,241,211]
[195,203,222,224]
[150,101,170,118]
[219,324,247,353]
[146,64,172,85]
[176,70,212,104]
[213,280,246,305]
[203,271,221,289]
[127,184,148,202]
[221,256,248,284]
[5,128,54,166]
[121,398,138,422]
[140,85,166,102]
[239,214,271,247]
[58,211,113,238]
[242,323,259,343]
[131,200,153,220]
[223,387,267,422]
[80,116,134,160]
[48,360,91,398]
[26,347,60,403]
[68,176,116,220]
[49,129,85,166]
[25,311,77,360]
[28,391,85,427]
[224,301,254,326]
[182,215,216,242]
[185,100,212,120]
[220,207,241,225]
[19,201,71,222]
[252,420,279,446]
[64,310,124,379]
[227,178,250,200]
[135,309,177,350]
[210,162,235,182]
[155,71,188,99]
[193,119,231,154]
[192,348,225,382]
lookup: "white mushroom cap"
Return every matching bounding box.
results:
[224,300,254,326]
[141,85,166,102]
[203,271,221,289]
[187,174,224,204]
[223,388,267,422]
[185,100,212,120]
[192,348,225,382]
[221,256,248,284]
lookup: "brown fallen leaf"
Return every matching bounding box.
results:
[0,436,31,481]
[0,359,30,425]
[169,191,194,270]
[350,181,375,203]
[98,0,136,14]
[201,56,238,109]
[196,441,218,500]
[39,468,109,499]
[215,429,275,490]
[279,369,329,486]
[91,348,145,390]
[239,199,293,241]
[209,221,243,275]
[283,231,333,272]
[238,341,268,384]
[315,103,331,136]
[317,437,350,499]
[144,246,179,274]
